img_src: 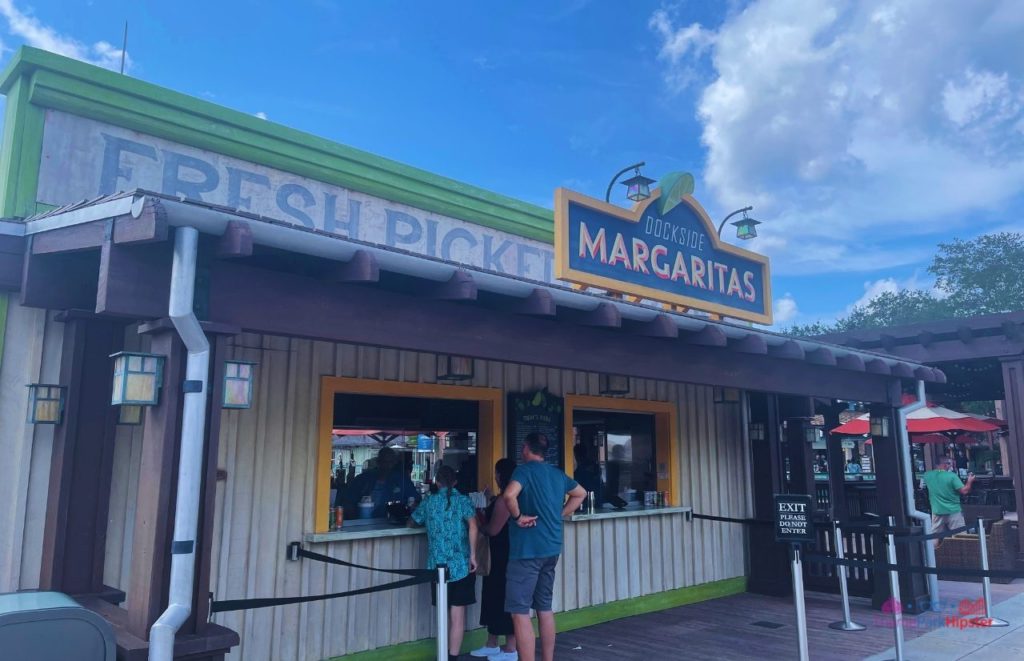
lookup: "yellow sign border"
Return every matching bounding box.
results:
[554,187,773,325]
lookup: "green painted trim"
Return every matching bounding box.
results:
[0,71,46,218]
[0,47,555,241]
[331,577,746,661]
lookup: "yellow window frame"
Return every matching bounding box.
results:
[315,376,504,533]
[562,394,679,506]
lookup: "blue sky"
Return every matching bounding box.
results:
[0,0,1022,328]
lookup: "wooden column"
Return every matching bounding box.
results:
[868,401,929,612]
[126,329,185,639]
[1000,356,1024,560]
[39,317,123,597]
[819,402,850,522]
[779,396,815,496]
[746,392,791,596]
[189,334,228,633]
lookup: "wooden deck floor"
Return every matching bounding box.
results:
[538,580,1024,660]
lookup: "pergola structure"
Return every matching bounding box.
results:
[818,311,1024,560]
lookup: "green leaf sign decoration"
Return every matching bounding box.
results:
[657,171,695,216]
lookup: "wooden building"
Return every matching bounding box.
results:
[0,47,944,660]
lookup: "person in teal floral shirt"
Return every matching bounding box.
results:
[411,465,478,661]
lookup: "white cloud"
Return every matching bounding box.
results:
[0,0,132,71]
[847,277,899,312]
[650,1,1024,276]
[254,111,268,120]
[773,293,800,323]
[942,69,1016,127]
[844,270,940,313]
[649,9,715,91]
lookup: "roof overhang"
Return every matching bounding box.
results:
[9,191,945,398]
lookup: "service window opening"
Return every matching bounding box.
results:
[331,393,479,525]
[571,409,658,509]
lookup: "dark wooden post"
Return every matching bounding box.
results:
[746,392,791,596]
[126,329,185,639]
[868,400,929,612]
[779,396,815,496]
[189,334,228,633]
[39,317,123,598]
[1000,356,1024,561]
[819,402,850,522]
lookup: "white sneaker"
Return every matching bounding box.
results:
[470,646,501,658]
[489,652,519,661]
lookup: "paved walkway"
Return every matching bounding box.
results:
[536,580,1024,660]
[865,592,1024,660]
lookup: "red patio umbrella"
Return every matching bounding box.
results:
[831,405,1001,435]
[909,432,981,445]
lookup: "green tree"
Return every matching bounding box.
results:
[783,231,1023,335]
[930,232,1024,315]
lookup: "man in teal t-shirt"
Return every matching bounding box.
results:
[503,432,586,661]
[922,456,975,540]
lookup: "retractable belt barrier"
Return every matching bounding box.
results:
[209,543,435,614]
[830,521,976,541]
[689,512,774,526]
[803,553,1024,581]
[295,547,432,577]
[211,574,432,613]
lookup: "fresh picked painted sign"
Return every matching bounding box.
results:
[554,177,772,324]
[36,110,555,283]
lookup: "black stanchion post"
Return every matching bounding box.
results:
[885,516,905,661]
[829,522,865,632]
[436,565,448,661]
[971,518,1009,628]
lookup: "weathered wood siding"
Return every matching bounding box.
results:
[202,333,750,661]
[0,302,64,592]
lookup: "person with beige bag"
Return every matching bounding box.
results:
[470,458,518,661]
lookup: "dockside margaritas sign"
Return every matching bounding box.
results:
[554,176,772,324]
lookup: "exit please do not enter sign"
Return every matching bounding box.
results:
[774,494,815,544]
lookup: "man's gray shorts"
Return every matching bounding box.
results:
[505,556,559,614]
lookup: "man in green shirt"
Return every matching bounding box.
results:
[922,456,975,539]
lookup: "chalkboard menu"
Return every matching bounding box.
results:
[507,389,564,468]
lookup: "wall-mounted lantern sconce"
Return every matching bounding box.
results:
[870,415,891,438]
[27,384,66,424]
[118,405,143,425]
[110,352,165,406]
[599,373,630,396]
[437,354,474,382]
[223,360,257,409]
[713,386,741,404]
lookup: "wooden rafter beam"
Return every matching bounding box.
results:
[767,340,805,360]
[505,288,556,317]
[837,354,866,371]
[559,302,622,328]
[419,270,477,301]
[865,358,891,375]
[731,333,768,354]
[625,314,678,339]
[325,250,379,283]
[217,220,254,258]
[682,324,727,347]
[806,347,837,366]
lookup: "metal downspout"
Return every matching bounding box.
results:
[148,227,210,661]
[897,380,939,609]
